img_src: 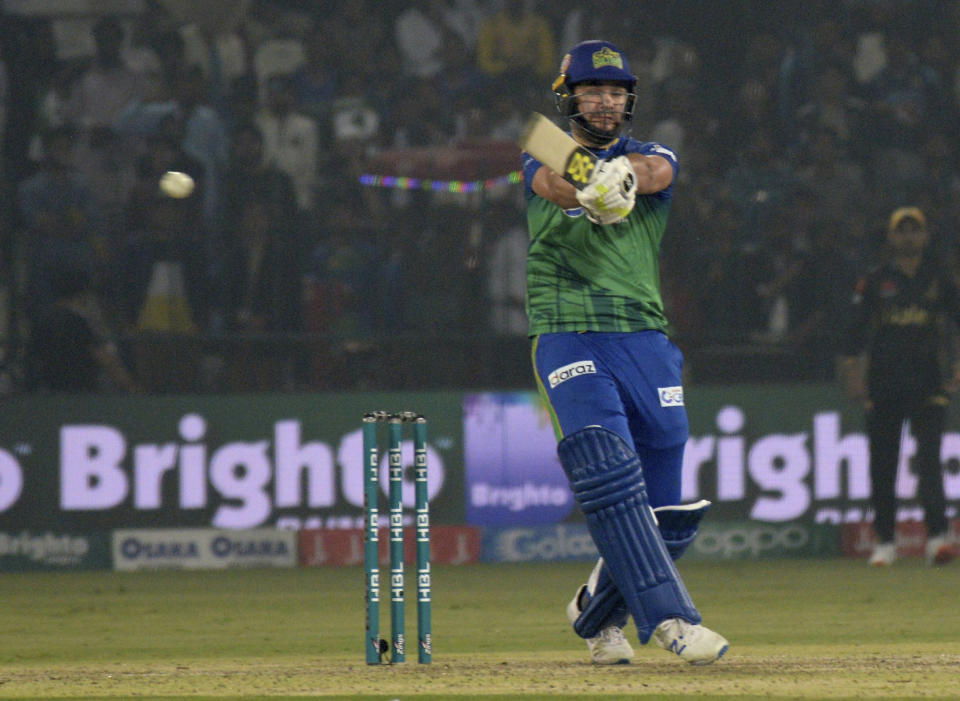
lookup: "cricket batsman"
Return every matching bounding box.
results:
[521,39,729,665]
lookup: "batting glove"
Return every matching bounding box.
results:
[576,156,637,225]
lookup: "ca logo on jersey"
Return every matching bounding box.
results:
[658,386,684,407]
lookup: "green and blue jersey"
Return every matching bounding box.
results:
[522,136,678,336]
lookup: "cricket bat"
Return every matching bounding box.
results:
[519,112,598,190]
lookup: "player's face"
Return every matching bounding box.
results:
[888,220,928,256]
[574,83,628,132]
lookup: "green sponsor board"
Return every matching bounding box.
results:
[685,520,842,560]
[681,383,960,523]
[0,392,464,531]
[464,385,960,527]
[478,520,841,562]
[0,531,112,572]
[2,385,958,531]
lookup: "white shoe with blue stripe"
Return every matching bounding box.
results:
[652,617,729,665]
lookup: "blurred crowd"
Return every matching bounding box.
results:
[1,0,959,393]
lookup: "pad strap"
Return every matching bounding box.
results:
[573,558,629,638]
[653,499,711,559]
[559,427,700,642]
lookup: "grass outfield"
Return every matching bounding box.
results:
[0,559,957,699]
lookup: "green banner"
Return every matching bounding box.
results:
[0,392,464,531]
[2,385,958,532]
[0,531,112,572]
[680,383,959,523]
[685,521,841,560]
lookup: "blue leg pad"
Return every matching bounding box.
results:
[575,501,710,638]
[558,427,701,643]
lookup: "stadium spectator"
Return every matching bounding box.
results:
[718,77,780,159]
[327,77,386,221]
[148,28,190,99]
[839,206,959,567]
[255,74,318,211]
[916,131,960,225]
[122,132,205,236]
[778,17,856,123]
[26,263,138,394]
[3,0,960,393]
[846,0,921,87]
[394,1,453,79]
[485,200,527,335]
[221,121,298,234]
[441,0,486,49]
[223,74,261,133]
[794,127,867,226]
[557,1,632,54]
[66,16,154,132]
[327,1,395,86]
[215,190,304,390]
[862,34,944,199]
[722,126,797,242]
[689,203,771,341]
[790,220,861,377]
[17,125,101,324]
[114,190,207,333]
[177,14,247,119]
[65,16,159,239]
[289,24,338,136]
[218,191,303,334]
[251,20,306,102]
[476,1,556,97]
[112,64,230,235]
[442,33,492,133]
[793,62,867,159]
[1,15,59,183]
[391,81,452,148]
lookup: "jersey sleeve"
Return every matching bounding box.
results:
[622,140,678,198]
[522,152,544,198]
[940,268,960,328]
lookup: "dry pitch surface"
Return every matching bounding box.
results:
[0,559,957,699]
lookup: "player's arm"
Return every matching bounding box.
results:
[837,353,869,404]
[837,275,872,407]
[530,164,581,209]
[532,153,672,206]
[626,153,674,194]
[939,271,960,392]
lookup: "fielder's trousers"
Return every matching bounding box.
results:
[866,392,949,543]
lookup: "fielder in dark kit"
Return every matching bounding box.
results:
[840,207,959,566]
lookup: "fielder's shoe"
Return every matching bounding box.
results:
[652,618,729,666]
[925,534,956,566]
[566,584,634,664]
[869,542,896,567]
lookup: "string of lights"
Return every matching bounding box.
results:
[358,171,523,193]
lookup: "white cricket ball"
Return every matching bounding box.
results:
[159,170,195,198]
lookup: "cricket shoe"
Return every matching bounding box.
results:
[869,542,896,567]
[925,534,956,566]
[652,618,728,665]
[566,584,634,664]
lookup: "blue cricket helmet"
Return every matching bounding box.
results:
[552,40,637,142]
[554,40,636,91]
